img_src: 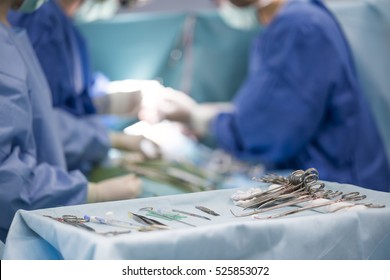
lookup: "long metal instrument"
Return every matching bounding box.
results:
[253,192,382,220]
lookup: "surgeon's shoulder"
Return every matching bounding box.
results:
[275,1,335,34]
[0,33,27,84]
[8,2,61,40]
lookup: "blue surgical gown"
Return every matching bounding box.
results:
[212,0,390,192]
[8,0,110,172]
[0,23,88,242]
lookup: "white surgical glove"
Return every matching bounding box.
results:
[87,174,142,203]
[138,87,196,124]
[156,88,198,123]
[139,87,233,137]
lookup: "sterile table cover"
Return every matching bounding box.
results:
[3,181,390,260]
[0,240,4,259]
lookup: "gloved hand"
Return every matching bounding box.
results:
[139,87,197,124]
[110,132,161,159]
[139,87,233,137]
[87,174,142,203]
[155,88,198,123]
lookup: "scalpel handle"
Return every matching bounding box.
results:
[195,206,220,216]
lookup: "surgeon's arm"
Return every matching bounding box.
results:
[190,102,234,137]
[53,108,111,172]
[0,75,141,240]
[0,75,88,240]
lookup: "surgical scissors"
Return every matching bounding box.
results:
[44,215,134,236]
[44,215,96,232]
[253,192,384,220]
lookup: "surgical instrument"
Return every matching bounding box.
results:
[44,215,95,232]
[83,215,159,232]
[242,169,324,209]
[328,203,385,213]
[139,208,197,227]
[172,209,211,221]
[44,215,133,236]
[253,192,382,220]
[231,189,342,217]
[128,211,170,229]
[195,206,220,216]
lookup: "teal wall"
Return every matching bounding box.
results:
[78,11,258,103]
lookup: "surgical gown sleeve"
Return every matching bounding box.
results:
[0,72,87,241]
[53,109,111,172]
[212,17,342,166]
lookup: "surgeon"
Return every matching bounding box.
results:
[0,0,142,242]
[8,0,160,174]
[143,0,390,192]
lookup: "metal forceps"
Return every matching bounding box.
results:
[243,169,322,209]
[231,188,341,218]
[231,169,326,217]
[128,212,170,229]
[328,202,385,213]
[253,192,383,220]
[139,207,197,227]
